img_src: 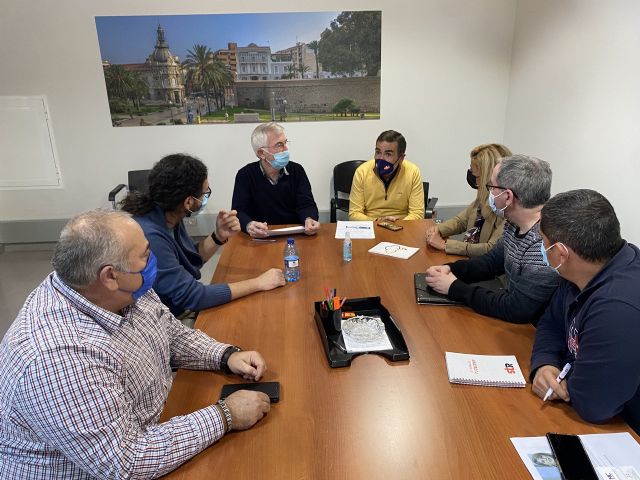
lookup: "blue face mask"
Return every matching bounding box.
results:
[376,159,396,177]
[488,190,508,217]
[270,150,290,170]
[540,242,563,271]
[187,193,208,217]
[120,251,158,300]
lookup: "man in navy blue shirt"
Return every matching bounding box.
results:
[531,189,640,434]
[232,122,320,238]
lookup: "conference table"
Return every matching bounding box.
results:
[161,220,635,479]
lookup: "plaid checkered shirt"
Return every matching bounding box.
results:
[0,272,231,479]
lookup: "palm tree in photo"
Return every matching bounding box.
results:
[308,40,320,79]
[282,64,297,80]
[104,65,133,100]
[184,44,216,114]
[208,58,235,110]
[298,64,311,79]
[127,73,149,112]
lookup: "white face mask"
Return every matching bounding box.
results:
[488,190,508,217]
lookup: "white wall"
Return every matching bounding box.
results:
[0,0,516,223]
[505,0,640,243]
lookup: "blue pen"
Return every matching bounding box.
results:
[543,363,572,401]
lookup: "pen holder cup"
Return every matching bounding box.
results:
[320,308,342,333]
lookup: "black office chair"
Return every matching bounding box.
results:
[108,169,151,209]
[423,181,438,219]
[330,160,366,222]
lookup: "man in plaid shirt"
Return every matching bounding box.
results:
[0,210,270,479]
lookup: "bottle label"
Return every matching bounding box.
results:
[286,259,299,268]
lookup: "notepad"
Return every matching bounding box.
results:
[445,352,527,388]
[368,242,420,259]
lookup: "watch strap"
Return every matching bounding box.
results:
[211,230,228,246]
[216,399,232,433]
[220,345,241,374]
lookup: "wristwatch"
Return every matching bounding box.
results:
[217,399,233,432]
[220,345,242,374]
[211,230,228,246]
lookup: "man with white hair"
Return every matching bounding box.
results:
[232,122,320,238]
[0,210,270,478]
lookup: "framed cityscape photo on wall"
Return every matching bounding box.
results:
[95,11,381,127]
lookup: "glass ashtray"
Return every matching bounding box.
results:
[341,315,386,342]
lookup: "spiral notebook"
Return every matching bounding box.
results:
[445,352,527,388]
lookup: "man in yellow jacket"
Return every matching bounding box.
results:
[348,130,425,221]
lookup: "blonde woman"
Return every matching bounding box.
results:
[426,143,512,256]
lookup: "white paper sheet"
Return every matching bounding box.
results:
[335,221,375,239]
[267,225,305,236]
[368,241,420,260]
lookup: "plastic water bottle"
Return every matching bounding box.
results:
[343,231,352,262]
[284,238,300,282]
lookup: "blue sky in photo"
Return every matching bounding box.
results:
[95,12,339,64]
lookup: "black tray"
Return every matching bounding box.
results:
[314,296,410,368]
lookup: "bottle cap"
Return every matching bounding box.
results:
[287,237,294,244]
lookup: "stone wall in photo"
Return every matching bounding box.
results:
[235,77,380,113]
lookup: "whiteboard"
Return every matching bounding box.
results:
[0,96,62,189]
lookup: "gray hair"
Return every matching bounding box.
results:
[52,209,133,288]
[251,122,284,154]
[497,154,552,208]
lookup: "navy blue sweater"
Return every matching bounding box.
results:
[231,161,319,232]
[447,221,560,324]
[531,242,640,434]
[134,205,232,316]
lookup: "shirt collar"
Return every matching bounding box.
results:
[259,160,288,185]
[51,271,126,334]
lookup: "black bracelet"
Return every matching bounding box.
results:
[220,345,242,374]
[211,230,228,246]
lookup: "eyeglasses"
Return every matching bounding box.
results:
[262,139,289,151]
[485,184,518,198]
[200,186,212,199]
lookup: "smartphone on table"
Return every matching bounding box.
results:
[546,433,598,480]
[220,381,280,403]
[377,221,403,231]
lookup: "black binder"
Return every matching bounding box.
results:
[414,273,505,305]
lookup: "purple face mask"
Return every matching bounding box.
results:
[376,159,396,177]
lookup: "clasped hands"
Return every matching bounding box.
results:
[424,265,457,294]
[425,225,446,251]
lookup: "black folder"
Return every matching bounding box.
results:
[414,273,505,305]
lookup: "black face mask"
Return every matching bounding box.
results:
[466,169,478,189]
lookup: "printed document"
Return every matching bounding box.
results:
[511,433,640,480]
[335,221,375,239]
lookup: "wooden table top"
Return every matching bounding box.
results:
[161,220,634,479]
